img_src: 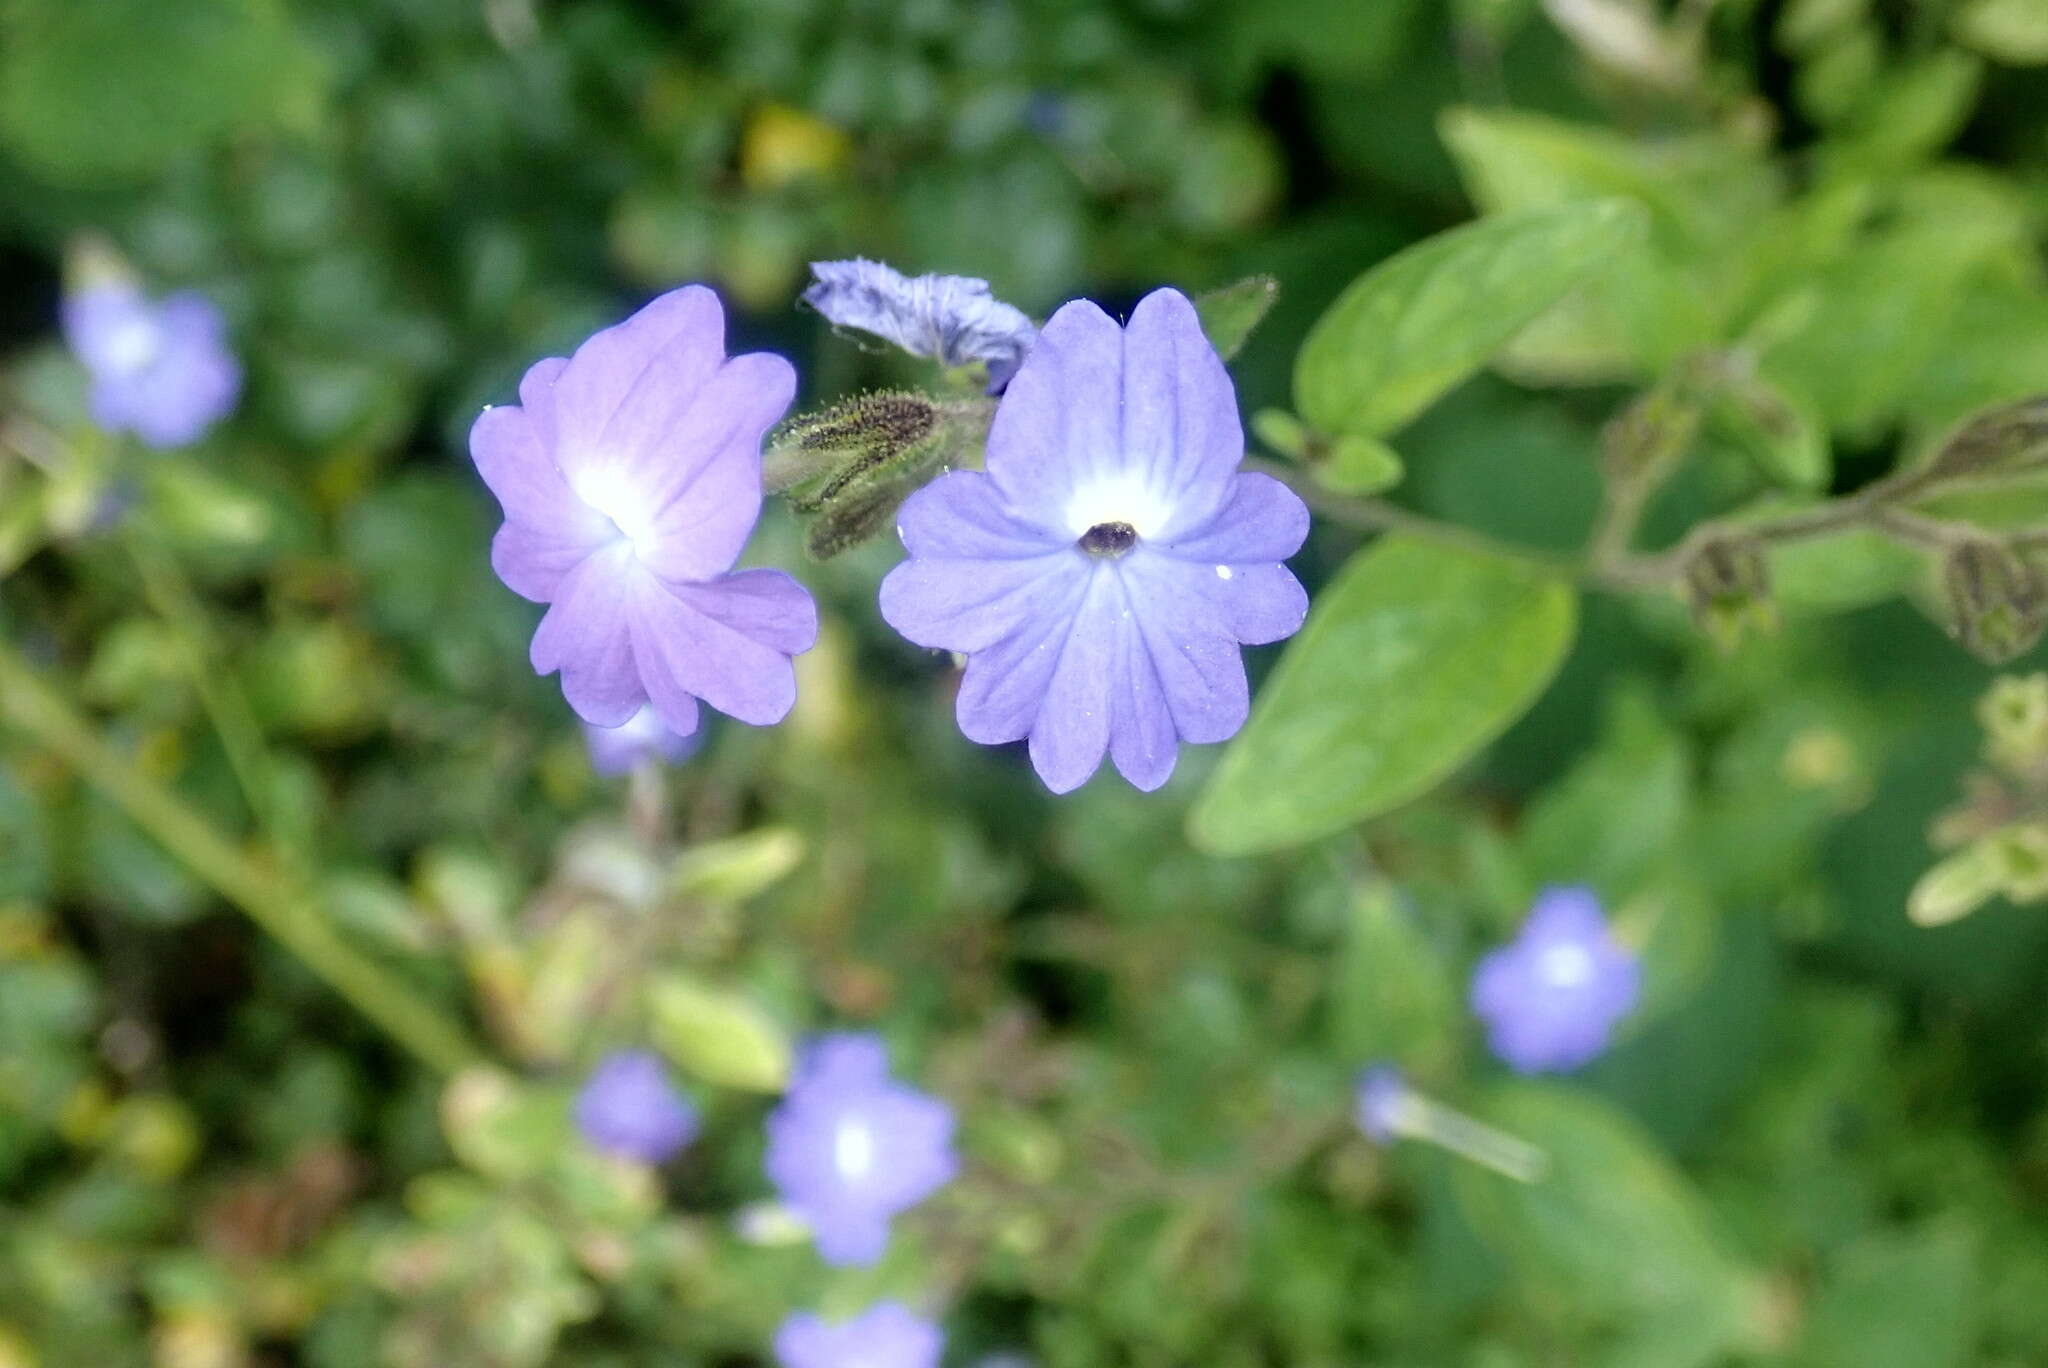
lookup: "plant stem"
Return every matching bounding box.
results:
[124,529,298,859]
[0,640,481,1074]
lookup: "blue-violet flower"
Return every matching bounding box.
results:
[62,281,240,449]
[774,1302,943,1368]
[878,287,1310,793]
[764,1033,958,1266]
[585,704,699,776]
[470,285,816,736]
[804,258,1036,391]
[1470,886,1642,1074]
[573,1049,699,1164]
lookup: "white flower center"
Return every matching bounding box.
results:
[1064,473,1172,541]
[1535,942,1596,990]
[102,314,165,378]
[833,1118,877,1181]
[571,464,660,556]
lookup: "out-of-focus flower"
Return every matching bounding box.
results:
[803,259,1036,391]
[1470,886,1641,1074]
[764,1033,957,1265]
[470,285,816,736]
[1353,1064,1413,1145]
[773,1302,944,1368]
[1349,1061,1547,1181]
[62,282,240,449]
[583,704,699,776]
[878,288,1309,793]
[573,1050,699,1164]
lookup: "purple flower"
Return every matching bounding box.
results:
[774,1302,944,1368]
[62,282,240,449]
[1470,886,1642,1074]
[877,288,1310,794]
[1354,1065,1411,1145]
[573,1050,699,1164]
[764,1033,958,1266]
[584,704,699,776]
[470,286,816,737]
[804,258,1036,391]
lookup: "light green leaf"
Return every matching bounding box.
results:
[646,975,792,1093]
[1454,1084,1756,1368]
[1955,0,2048,64]
[0,0,320,182]
[1798,1225,1977,1368]
[1293,200,1645,436]
[1193,275,1279,361]
[1189,536,1577,855]
[1320,434,1405,495]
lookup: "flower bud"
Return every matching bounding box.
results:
[1925,395,2048,482]
[1979,673,2048,777]
[764,391,942,498]
[1683,534,1775,649]
[1943,538,2047,664]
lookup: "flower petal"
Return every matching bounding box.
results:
[529,547,646,726]
[895,470,1061,561]
[1152,471,1310,566]
[665,568,819,657]
[984,298,1126,529]
[1130,551,1308,646]
[627,352,794,580]
[951,565,1094,744]
[629,573,804,727]
[1107,592,1179,791]
[1026,569,1123,793]
[1121,288,1241,532]
[1117,558,1250,744]
[490,521,604,602]
[470,402,605,538]
[517,356,569,449]
[550,285,726,475]
[880,550,1081,654]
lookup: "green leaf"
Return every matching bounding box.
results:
[1194,275,1280,361]
[1798,1225,1977,1368]
[1454,1084,1756,1368]
[1293,200,1645,437]
[1955,0,2048,64]
[1320,434,1405,495]
[1327,882,1456,1065]
[645,975,792,1093]
[1189,536,1577,855]
[0,0,319,182]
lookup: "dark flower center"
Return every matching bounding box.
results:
[1079,521,1138,558]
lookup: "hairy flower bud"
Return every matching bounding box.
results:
[765,391,943,499]
[1943,538,2047,664]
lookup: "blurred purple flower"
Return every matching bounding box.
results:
[877,287,1310,794]
[764,1033,957,1266]
[803,258,1036,390]
[1470,886,1641,1074]
[470,285,816,737]
[1354,1064,1410,1145]
[584,703,699,776]
[774,1302,943,1368]
[574,1050,699,1164]
[62,282,240,449]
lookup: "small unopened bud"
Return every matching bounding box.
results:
[1908,842,2004,926]
[764,390,942,499]
[1601,381,1703,483]
[1979,673,2048,777]
[1943,538,2047,664]
[1926,395,2048,482]
[1683,535,1775,649]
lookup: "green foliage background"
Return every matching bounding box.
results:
[2,0,2048,1364]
